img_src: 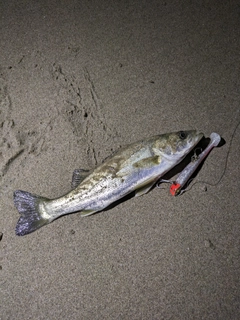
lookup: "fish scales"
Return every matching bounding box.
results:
[14,130,203,235]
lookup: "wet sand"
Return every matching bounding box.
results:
[0,1,239,319]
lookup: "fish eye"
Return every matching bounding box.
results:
[179,131,186,140]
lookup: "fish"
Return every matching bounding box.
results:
[14,130,203,236]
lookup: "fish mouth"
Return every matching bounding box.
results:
[184,131,204,154]
[195,132,204,144]
[194,131,204,144]
[187,131,204,153]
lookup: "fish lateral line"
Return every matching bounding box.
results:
[13,130,204,235]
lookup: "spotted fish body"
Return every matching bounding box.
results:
[14,130,203,235]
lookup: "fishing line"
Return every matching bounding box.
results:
[182,119,240,194]
[156,119,240,195]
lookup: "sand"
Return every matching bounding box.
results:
[0,1,239,319]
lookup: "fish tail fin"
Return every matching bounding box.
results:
[14,190,50,236]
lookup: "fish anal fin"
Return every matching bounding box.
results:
[71,169,90,189]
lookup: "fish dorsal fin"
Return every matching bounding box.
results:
[71,169,90,189]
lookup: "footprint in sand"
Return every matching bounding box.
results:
[0,120,24,178]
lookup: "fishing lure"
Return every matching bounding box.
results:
[169,132,221,196]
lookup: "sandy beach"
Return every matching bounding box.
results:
[1,1,239,319]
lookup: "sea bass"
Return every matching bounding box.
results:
[14,130,203,236]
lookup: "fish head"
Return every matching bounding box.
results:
[154,130,204,163]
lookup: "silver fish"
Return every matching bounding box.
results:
[14,130,203,235]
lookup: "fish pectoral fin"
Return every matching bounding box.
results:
[117,156,162,178]
[133,155,161,169]
[80,209,98,217]
[135,182,155,197]
[71,169,91,189]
